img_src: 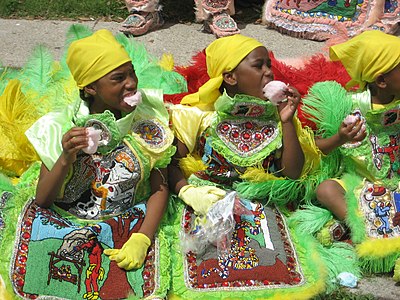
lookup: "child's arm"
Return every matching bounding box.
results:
[316,120,366,155]
[168,138,190,194]
[277,86,304,179]
[138,167,169,240]
[35,127,88,207]
[103,167,169,270]
[168,138,226,215]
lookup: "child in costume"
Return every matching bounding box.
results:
[299,30,400,280]
[0,27,182,299]
[165,34,355,299]
[120,0,240,37]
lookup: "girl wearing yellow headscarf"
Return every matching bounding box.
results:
[0,25,184,299]
[166,34,335,300]
[300,30,400,281]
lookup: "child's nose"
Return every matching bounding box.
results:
[126,76,137,89]
[264,66,273,77]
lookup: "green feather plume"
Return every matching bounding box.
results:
[19,45,54,97]
[115,33,187,94]
[288,204,333,235]
[65,24,93,48]
[302,81,353,138]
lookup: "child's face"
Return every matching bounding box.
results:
[89,62,139,114]
[231,46,273,100]
[384,63,400,99]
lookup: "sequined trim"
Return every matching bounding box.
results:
[0,191,12,239]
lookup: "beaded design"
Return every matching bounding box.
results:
[230,102,266,118]
[202,0,230,13]
[132,119,168,149]
[181,199,304,290]
[60,143,141,220]
[216,119,279,157]
[358,181,400,238]
[10,201,159,299]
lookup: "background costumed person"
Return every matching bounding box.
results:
[120,0,240,37]
[262,0,399,42]
[295,30,400,282]
[166,34,358,299]
[0,26,186,299]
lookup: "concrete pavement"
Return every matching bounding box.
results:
[0,17,399,299]
[0,18,327,68]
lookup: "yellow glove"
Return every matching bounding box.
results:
[103,233,151,270]
[178,184,226,215]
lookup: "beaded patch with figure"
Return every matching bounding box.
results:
[358,181,400,238]
[10,200,161,300]
[181,199,304,291]
[131,119,169,149]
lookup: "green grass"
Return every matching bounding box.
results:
[312,288,376,300]
[0,0,195,22]
[0,0,262,23]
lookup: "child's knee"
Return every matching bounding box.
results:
[316,180,344,203]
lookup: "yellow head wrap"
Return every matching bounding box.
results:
[330,30,400,90]
[181,34,264,111]
[66,29,132,89]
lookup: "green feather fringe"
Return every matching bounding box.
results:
[359,252,400,274]
[302,81,353,138]
[315,242,360,293]
[342,172,367,244]
[288,204,333,235]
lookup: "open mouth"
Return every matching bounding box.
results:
[123,90,142,107]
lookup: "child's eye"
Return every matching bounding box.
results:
[255,63,264,69]
[111,74,125,81]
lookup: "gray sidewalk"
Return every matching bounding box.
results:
[0,18,326,68]
[0,17,399,299]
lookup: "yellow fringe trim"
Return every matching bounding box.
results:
[180,154,207,179]
[0,276,13,300]
[158,53,175,71]
[357,236,400,258]
[239,166,283,183]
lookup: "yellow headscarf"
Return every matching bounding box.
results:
[181,34,264,111]
[330,30,400,90]
[66,29,132,89]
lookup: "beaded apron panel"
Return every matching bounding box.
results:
[10,201,159,300]
[181,199,304,291]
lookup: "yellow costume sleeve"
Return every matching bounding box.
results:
[169,104,214,153]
